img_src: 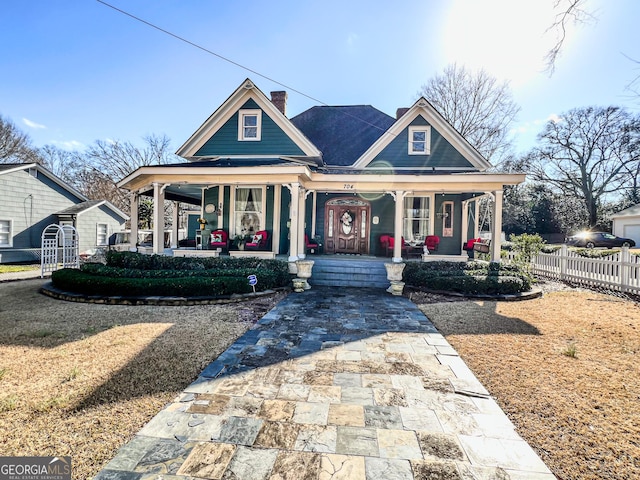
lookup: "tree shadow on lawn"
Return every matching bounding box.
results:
[71,287,540,411]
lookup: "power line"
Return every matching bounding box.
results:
[96,0,392,134]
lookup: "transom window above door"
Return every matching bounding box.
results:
[238,109,262,141]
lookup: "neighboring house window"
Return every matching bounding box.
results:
[0,220,12,247]
[238,109,262,141]
[403,197,430,242]
[233,187,264,237]
[96,223,108,246]
[408,126,431,155]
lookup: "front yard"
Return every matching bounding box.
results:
[0,278,638,479]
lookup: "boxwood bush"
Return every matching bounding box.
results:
[51,252,291,297]
[404,260,531,295]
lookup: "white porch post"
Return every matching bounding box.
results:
[171,201,179,248]
[152,182,165,254]
[474,199,480,238]
[297,187,307,259]
[272,185,281,255]
[217,184,224,230]
[461,199,469,252]
[129,192,139,252]
[288,182,300,262]
[311,191,317,238]
[491,190,503,262]
[393,190,404,262]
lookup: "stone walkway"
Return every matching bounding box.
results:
[95,288,555,480]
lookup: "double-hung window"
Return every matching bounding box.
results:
[0,220,12,247]
[233,187,264,237]
[238,109,262,141]
[96,223,108,246]
[403,197,430,242]
[408,126,431,155]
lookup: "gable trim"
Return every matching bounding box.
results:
[176,79,321,159]
[352,98,492,171]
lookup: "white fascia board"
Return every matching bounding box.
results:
[76,200,129,220]
[308,172,525,186]
[352,98,492,171]
[117,164,313,189]
[175,79,321,159]
[0,163,39,176]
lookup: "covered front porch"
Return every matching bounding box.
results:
[118,164,524,264]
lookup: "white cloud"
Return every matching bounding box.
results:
[52,140,84,150]
[547,113,562,123]
[23,118,46,129]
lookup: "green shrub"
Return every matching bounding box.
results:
[52,269,257,297]
[52,253,291,297]
[571,247,620,258]
[404,261,530,295]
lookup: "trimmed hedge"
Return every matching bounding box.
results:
[50,252,291,297]
[51,269,253,297]
[404,261,531,295]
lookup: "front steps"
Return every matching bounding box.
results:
[307,257,390,288]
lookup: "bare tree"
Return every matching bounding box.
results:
[38,144,84,187]
[0,115,38,163]
[543,0,594,74]
[418,64,520,163]
[528,106,640,228]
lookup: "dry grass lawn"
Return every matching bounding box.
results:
[0,279,285,479]
[414,285,640,480]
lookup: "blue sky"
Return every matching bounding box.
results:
[1,0,639,158]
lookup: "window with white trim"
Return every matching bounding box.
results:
[408,126,431,155]
[96,223,108,246]
[403,197,430,242]
[238,109,262,141]
[0,220,12,247]
[233,187,264,237]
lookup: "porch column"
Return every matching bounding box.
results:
[171,201,179,248]
[272,185,281,254]
[152,182,165,255]
[393,190,404,263]
[297,187,307,259]
[491,190,503,262]
[129,192,139,252]
[474,199,480,238]
[311,191,317,238]
[461,200,469,253]
[288,182,300,262]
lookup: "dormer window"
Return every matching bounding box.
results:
[409,126,431,155]
[238,109,262,141]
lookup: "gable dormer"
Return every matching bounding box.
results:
[352,98,491,172]
[176,79,321,162]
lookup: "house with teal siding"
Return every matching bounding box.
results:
[0,163,128,263]
[118,78,525,264]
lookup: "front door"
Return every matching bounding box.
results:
[324,198,371,254]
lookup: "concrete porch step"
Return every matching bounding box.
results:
[307,257,390,288]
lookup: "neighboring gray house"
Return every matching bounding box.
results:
[0,163,128,263]
[612,204,640,247]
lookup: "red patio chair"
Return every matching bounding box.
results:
[305,234,320,254]
[209,229,229,252]
[245,230,269,250]
[425,235,440,252]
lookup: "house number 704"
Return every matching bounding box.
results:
[343,184,354,190]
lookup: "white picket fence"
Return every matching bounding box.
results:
[524,245,640,294]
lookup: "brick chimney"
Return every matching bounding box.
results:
[271,91,288,116]
[396,107,410,119]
